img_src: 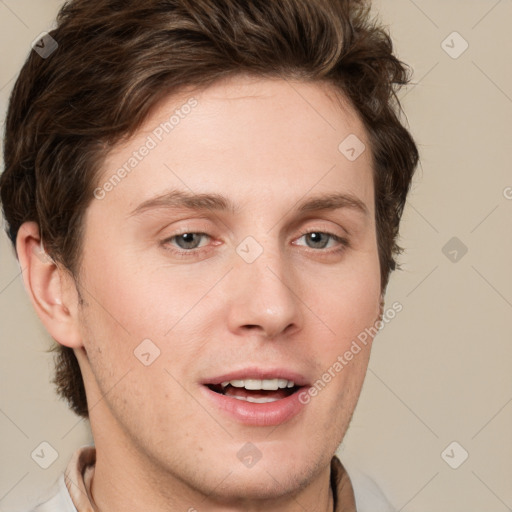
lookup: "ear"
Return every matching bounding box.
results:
[16,221,83,349]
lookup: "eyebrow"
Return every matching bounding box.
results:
[128,189,369,218]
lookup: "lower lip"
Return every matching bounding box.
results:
[200,385,308,427]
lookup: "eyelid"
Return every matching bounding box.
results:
[297,228,348,241]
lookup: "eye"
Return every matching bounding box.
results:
[162,232,212,255]
[294,230,349,253]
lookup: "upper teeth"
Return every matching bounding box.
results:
[221,379,295,390]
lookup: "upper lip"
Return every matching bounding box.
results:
[202,367,310,387]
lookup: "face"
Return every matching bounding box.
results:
[73,75,382,505]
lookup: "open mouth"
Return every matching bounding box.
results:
[206,379,302,403]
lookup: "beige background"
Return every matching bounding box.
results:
[1,1,511,511]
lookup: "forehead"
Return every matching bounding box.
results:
[94,75,374,219]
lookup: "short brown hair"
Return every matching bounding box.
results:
[0,0,419,418]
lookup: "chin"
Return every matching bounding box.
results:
[204,466,310,504]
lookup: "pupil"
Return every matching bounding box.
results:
[177,233,199,249]
[308,232,327,248]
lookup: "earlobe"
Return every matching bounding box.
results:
[16,221,83,349]
[374,295,385,327]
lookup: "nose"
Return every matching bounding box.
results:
[225,246,304,340]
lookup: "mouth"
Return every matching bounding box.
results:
[201,370,310,426]
[206,378,302,403]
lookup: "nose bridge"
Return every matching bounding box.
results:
[227,234,303,338]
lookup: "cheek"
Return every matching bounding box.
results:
[77,252,214,396]
[319,261,381,345]
[305,254,380,411]
[80,249,187,341]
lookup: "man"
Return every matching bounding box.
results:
[0,0,418,510]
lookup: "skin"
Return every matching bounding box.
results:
[17,74,383,512]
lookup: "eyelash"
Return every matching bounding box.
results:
[161,229,350,258]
